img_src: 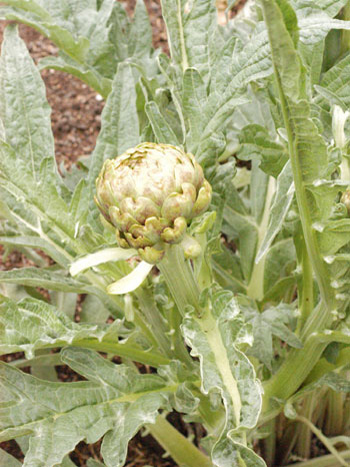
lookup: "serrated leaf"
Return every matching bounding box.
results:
[0,347,170,467]
[317,53,350,110]
[38,55,112,98]
[238,124,288,178]
[88,62,139,210]
[0,267,90,293]
[298,11,350,45]
[0,294,167,366]
[182,67,213,153]
[161,0,216,78]
[0,235,69,267]
[128,0,152,58]
[145,101,180,145]
[246,303,301,370]
[181,290,262,465]
[0,25,58,185]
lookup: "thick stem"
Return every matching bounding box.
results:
[158,245,200,315]
[324,390,344,436]
[261,338,327,422]
[295,394,315,459]
[296,242,314,335]
[148,416,212,467]
[135,288,173,357]
[159,244,244,435]
[262,418,276,467]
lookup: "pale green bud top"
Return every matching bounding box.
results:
[95,142,212,263]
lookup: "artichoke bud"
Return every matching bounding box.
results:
[95,142,212,264]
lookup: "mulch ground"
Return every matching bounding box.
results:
[0,1,245,465]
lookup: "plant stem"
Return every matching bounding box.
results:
[158,245,200,315]
[261,303,328,419]
[148,415,212,467]
[291,450,350,467]
[295,415,348,467]
[295,394,315,459]
[324,390,344,436]
[135,288,172,356]
[262,418,276,467]
[296,241,314,334]
[159,244,244,434]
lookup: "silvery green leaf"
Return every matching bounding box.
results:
[87,460,106,467]
[0,4,90,63]
[128,0,153,58]
[80,295,110,324]
[212,437,266,467]
[88,62,139,203]
[256,161,294,262]
[0,25,59,187]
[0,235,69,268]
[298,11,350,45]
[11,353,63,369]
[31,349,58,382]
[298,39,325,86]
[250,161,271,225]
[38,55,112,98]
[50,291,77,321]
[0,347,170,467]
[182,67,208,148]
[0,268,91,293]
[181,290,262,466]
[0,295,110,359]
[294,0,348,17]
[263,238,296,299]
[0,449,22,466]
[238,124,288,177]
[316,53,350,110]
[285,372,350,419]
[161,0,216,78]
[145,101,180,145]
[0,294,166,367]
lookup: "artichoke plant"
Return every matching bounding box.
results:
[95,143,212,263]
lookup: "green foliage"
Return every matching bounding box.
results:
[2,0,350,465]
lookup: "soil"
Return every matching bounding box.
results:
[0,1,245,466]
